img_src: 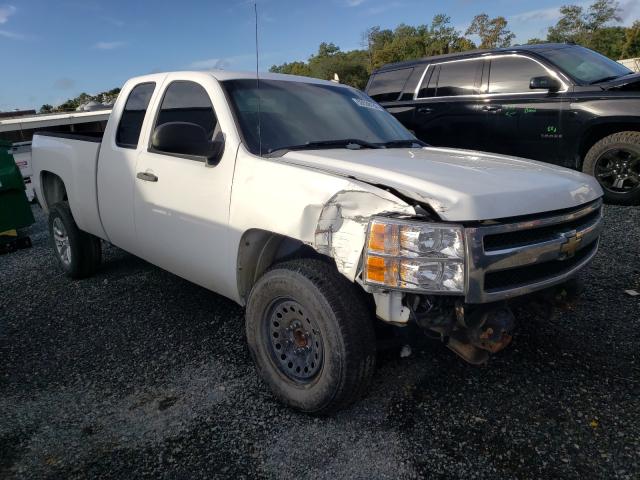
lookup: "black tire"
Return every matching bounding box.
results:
[246,259,376,415]
[583,131,640,205]
[48,201,102,279]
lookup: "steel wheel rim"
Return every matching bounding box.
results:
[264,298,324,384]
[595,147,640,193]
[52,217,71,266]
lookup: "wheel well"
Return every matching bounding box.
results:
[579,123,640,167]
[236,229,333,303]
[40,171,67,210]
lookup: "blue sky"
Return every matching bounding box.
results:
[1,0,639,111]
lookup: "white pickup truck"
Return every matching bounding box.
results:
[32,71,604,414]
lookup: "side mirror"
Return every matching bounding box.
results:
[530,75,562,92]
[151,122,224,165]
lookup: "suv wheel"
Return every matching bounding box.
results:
[583,131,640,205]
[48,202,102,278]
[245,259,376,414]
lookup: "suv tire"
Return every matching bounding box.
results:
[583,131,640,205]
[246,259,376,414]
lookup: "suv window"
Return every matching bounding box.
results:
[417,66,438,98]
[488,56,549,94]
[368,68,413,102]
[154,81,217,139]
[116,82,155,148]
[417,60,481,98]
[435,61,481,96]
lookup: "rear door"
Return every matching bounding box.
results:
[133,75,237,293]
[97,81,159,254]
[409,58,488,151]
[482,55,569,162]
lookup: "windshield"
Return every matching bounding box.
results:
[222,79,415,155]
[540,45,632,84]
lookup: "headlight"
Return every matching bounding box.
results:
[364,217,465,293]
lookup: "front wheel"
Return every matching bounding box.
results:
[246,259,376,415]
[583,131,640,205]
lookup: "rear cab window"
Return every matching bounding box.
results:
[488,56,548,94]
[367,68,413,102]
[116,82,155,149]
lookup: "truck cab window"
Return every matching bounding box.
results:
[488,57,549,94]
[154,81,217,140]
[116,82,155,149]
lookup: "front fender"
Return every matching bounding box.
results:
[228,150,414,301]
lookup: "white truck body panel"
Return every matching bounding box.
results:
[277,147,603,221]
[31,134,106,238]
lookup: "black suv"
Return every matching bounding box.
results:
[366,44,640,204]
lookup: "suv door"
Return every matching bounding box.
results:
[133,77,237,294]
[482,55,570,162]
[409,58,487,151]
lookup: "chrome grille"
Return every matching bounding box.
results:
[464,199,603,304]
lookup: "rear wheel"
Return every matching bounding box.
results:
[245,259,376,415]
[583,131,640,205]
[48,202,102,278]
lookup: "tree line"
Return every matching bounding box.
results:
[39,88,120,114]
[270,0,640,89]
[41,0,640,112]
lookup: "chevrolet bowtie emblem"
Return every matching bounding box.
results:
[560,231,582,258]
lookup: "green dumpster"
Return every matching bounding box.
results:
[0,138,35,234]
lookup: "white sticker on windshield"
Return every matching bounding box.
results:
[352,98,384,111]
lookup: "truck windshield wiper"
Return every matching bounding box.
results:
[265,139,381,157]
[377,139,428,148]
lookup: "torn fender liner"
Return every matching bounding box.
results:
[313,183,414,280]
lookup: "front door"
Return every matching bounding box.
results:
[481,55,569,163]
[133,77,237,293]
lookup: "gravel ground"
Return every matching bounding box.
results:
[1,204,639,479]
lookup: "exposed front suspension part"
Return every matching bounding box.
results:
[407,295,515,365]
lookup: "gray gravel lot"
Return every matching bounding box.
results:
[1,204,639,479]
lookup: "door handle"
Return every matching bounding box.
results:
[136,172,158,182]
[482,105,501,113]
[417,107,434,115]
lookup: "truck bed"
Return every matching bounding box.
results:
[31,131,107,240]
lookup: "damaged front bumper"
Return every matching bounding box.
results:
[412,279,584,365]
[363,199,603,364]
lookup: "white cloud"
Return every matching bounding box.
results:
[94,41,126,50]
[0,28,23,39]
[510,6,564,23]
[0,4,16,24]
[345,0,366,6]
[189,58,230,70]
[189,54,256,70]
[619,0,640,26]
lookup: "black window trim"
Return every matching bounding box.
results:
[115,81,156,150]
[413,54,569,100]
[146,79,220,164]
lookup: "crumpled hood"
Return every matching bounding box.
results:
[278,147,603,221]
